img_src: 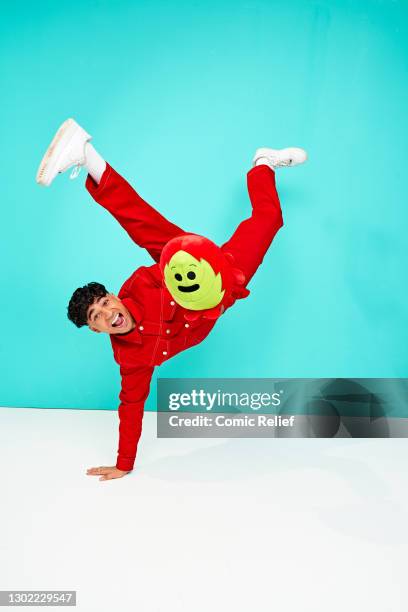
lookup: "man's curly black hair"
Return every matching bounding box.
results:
[67,282,108,328]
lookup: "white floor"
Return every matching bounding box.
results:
[0,407,407,611]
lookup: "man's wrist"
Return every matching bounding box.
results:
[116,457,135,472]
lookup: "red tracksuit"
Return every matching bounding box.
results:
[86,163,283,471]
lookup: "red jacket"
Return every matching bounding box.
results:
[111,266,220,471]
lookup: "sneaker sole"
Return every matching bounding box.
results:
[36,118,78,187]
[253,147,307,167]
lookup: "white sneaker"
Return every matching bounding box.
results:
[252,147,307,168]
[36,118,91,186]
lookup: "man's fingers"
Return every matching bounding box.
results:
[99,473,119,481]
[86,466,112,475]
[86,466,128,480]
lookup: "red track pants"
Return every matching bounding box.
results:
[86,163,284,280]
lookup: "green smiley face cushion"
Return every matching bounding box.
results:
[159,234,250,320]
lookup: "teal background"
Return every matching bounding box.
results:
[1,0,407,411]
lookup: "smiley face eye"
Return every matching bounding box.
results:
[187,271,196,280]
[175,273,182,281]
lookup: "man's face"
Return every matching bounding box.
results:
[87,293,135,334]
[163,250,225,310]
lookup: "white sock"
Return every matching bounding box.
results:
[255,156,274,169]
[84,143,107,184]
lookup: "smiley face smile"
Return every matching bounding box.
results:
[177,283,200,293]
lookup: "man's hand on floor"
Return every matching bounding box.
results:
[86,466,130,481]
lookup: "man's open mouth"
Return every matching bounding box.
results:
[178,284,200,293]
[111,312,126,328]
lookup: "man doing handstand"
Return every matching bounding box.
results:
[36,118,307,480]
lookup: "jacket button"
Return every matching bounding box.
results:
[184,323,189,328]
[162,351,168,355]
[139,325,144,331]
[170,301,175,306]
[166,329,171,334]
